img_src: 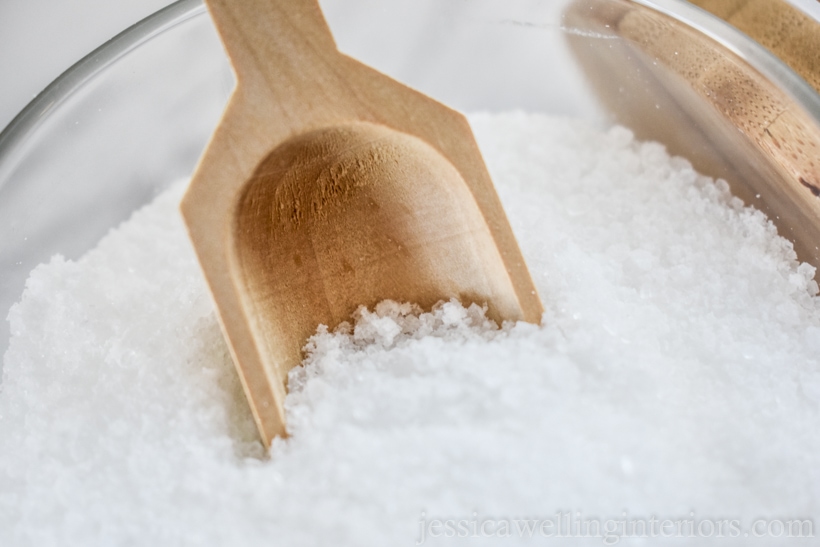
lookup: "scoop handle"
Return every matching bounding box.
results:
[205,0,337,82]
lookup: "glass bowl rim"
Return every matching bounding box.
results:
[0,0,206,179]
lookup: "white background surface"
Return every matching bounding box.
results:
[0,0,175,133]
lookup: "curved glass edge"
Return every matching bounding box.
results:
[0,0,206,186]
[787,0,820,23]
[634,0,820,122]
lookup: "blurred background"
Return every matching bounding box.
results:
[0,0,174,132]
[3,0,819,134]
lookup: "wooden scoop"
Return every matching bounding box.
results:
[180,0,543,446]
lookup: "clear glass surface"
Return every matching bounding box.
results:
[0,0,818,358]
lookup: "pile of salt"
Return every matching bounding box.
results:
[1,112,819,545]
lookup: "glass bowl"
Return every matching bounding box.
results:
[1,0,819,360]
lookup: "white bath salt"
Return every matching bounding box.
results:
[2,112,820,545]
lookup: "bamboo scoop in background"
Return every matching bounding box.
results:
[565,0,820,271]
[181,0,543,446]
